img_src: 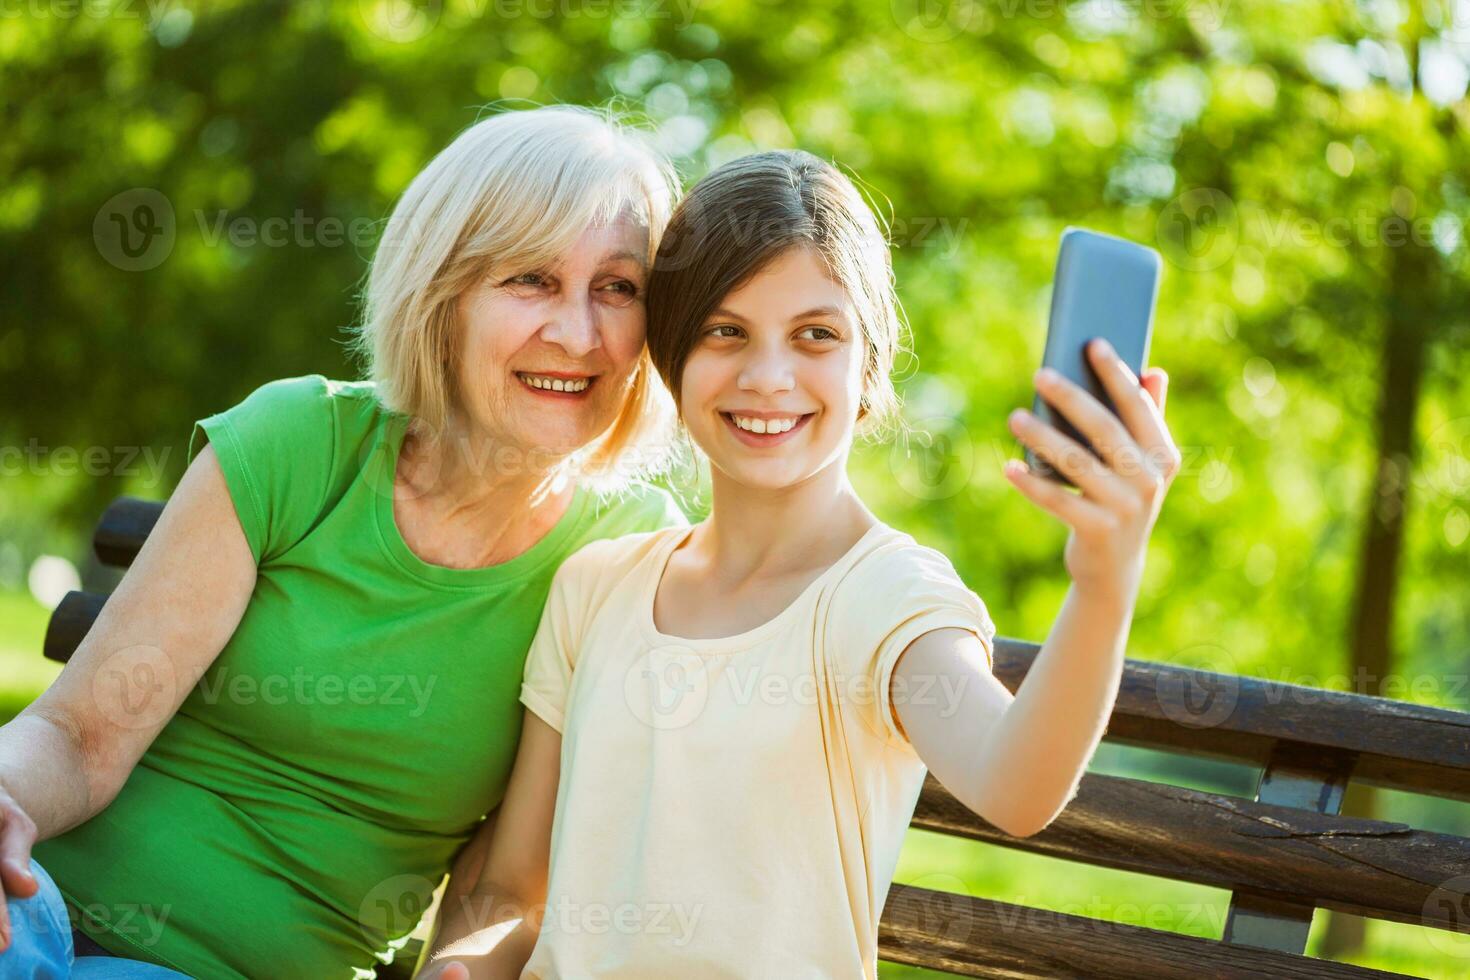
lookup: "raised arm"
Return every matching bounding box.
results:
[0,444,257,950]
[418,711,561,980]
[894,340,1179,839]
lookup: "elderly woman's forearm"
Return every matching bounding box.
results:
[0,708,95,839]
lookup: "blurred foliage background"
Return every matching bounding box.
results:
[1,0,1467,974]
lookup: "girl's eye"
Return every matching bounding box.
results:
[798,326,838,342]
[706,324,742,339]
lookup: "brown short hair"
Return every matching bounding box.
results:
[645,150,902,437]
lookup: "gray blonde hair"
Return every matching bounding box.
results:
[353,104,682,489]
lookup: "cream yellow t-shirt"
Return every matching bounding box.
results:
[518,521,997,979]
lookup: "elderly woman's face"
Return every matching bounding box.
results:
[454,217,651,465]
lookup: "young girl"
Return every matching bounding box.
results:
[424,151,1179,978]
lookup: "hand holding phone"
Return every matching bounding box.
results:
[1005,226,1181,606]
[1024,227,1162,486]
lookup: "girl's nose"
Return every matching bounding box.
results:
[737,347,796,396]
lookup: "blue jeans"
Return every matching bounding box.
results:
[3,860,189,979]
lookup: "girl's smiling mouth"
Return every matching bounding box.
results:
[720,411,815,447]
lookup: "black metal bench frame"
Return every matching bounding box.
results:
[42,497,1470,979]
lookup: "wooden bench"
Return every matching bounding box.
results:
[43,497,1470,978]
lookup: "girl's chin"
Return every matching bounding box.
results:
[706,453,817,489]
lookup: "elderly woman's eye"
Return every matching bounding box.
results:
[504,272,548,288]
[603,280,639,298]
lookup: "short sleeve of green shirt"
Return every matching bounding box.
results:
[188,374,337,564]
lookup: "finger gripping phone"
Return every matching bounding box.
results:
[1026,227,1162,486]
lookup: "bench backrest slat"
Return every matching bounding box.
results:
[913,771,1470,932]
[878,885,1405,979]
[996,640,1470,802]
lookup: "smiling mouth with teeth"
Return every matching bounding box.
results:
[516,372,594,394]
[723,412,812,437]
[726,414,799,431]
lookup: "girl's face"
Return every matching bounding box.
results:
[680,245,865,492]
[453,218,650,462]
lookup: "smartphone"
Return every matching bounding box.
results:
[1025,227,1162,486]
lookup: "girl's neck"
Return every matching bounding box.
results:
[695,461,879,585]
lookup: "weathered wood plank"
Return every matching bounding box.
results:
[995,639,1470,801]
[912,772,1470,932]
[879,884,1413,979]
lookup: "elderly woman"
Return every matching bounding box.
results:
[0,106,685,978]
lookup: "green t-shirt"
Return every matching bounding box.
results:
[34,374,688,979]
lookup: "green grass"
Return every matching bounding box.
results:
[0,588,1454,977]
[0,588,59,724]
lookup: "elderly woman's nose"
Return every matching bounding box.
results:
[540,294,603,357]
